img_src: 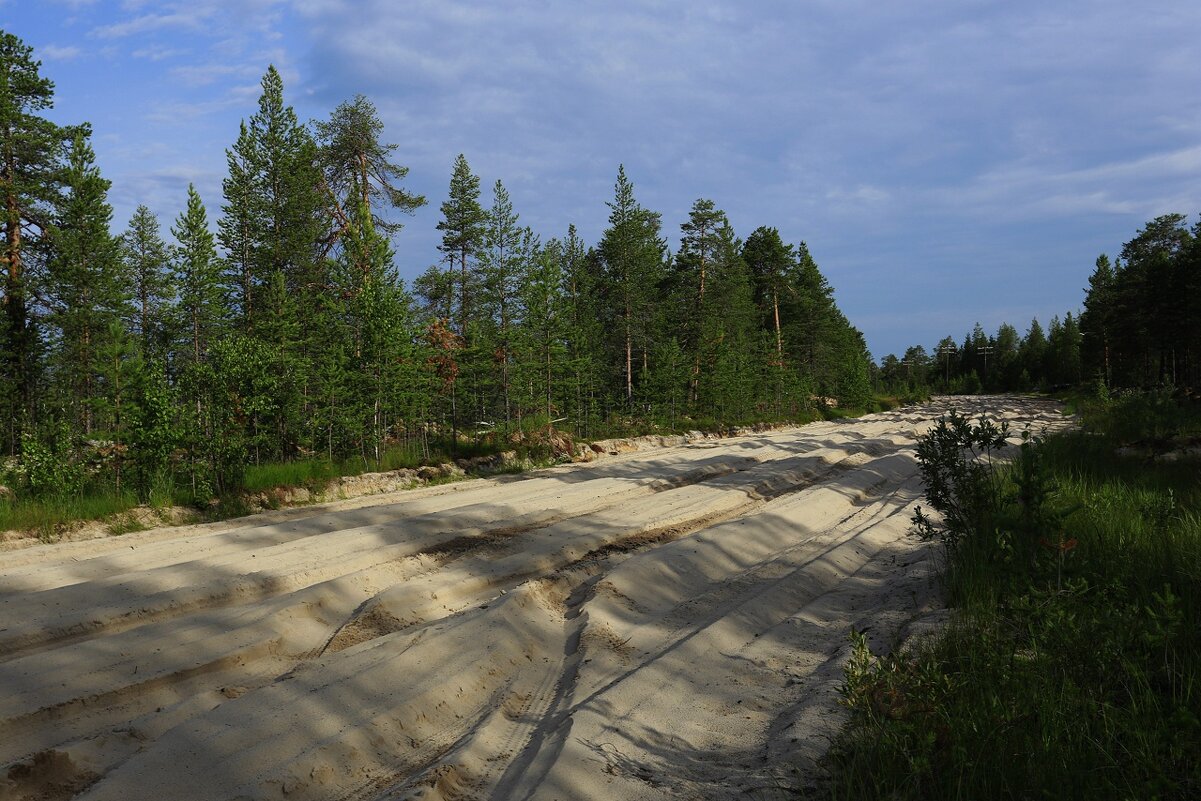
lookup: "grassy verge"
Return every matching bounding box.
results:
[1,394,920,541]
[826,394,1201,799]
[0,491,142,542]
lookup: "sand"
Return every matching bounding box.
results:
[0,396,1069,801]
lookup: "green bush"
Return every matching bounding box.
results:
[828,406,1201,800]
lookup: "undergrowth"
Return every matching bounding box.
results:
[826,398,1201,799]
[1,395,914,540]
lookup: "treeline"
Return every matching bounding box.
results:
[0,32,871,503]
[875,214,1201,396]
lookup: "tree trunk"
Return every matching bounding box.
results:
[459,251,469,336]
[3,186,28,430]
[773,288,783,362]
[625,314,633,404]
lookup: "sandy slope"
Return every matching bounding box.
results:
[0,397,1069,801]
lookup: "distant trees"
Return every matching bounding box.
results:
[879,212,1201,396]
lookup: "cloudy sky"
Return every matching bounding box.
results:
[5,0,1200,358]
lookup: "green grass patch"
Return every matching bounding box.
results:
[0,490,142,542]
[827,403,1201,800]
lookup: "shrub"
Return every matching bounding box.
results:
[910,411,1010,549]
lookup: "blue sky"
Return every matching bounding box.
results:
[5,0,1200,358]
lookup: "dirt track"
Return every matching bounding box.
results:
[0,397,1068,801]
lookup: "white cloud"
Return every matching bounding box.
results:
[40,44,83,60]
[90,9,210,38]
[169,62,259,88]
[131,45,185,61]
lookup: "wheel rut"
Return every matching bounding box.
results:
[0,398,1069,801]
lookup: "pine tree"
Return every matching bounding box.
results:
[120,204,173,361]
[43,132,126,435]
[598,165,665,406]
[694,217,759,418]
[314,93,426,254]
[561,225,602,436]
[517,237,568,434]
[0,31,73,448]
[742,226,795,364]
[172,184,224,366]
[435,154,485,336]
[672,198,730,403]
[219,121,257,322]
[478,180,522,422]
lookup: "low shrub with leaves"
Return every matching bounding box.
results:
[826,404,1201,800]
[909,410,1011,549]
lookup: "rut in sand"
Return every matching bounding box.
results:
[0,397,1069,801]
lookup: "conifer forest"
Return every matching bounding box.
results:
[1,30,1197,506]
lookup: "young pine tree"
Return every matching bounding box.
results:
[120,204,174,362]
[44,132,127,435]
[436,154,486,337]
[598,165,665,407]
[172,184,224,367]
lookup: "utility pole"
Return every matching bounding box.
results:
[938,344,956,386]
[978,345,994,384]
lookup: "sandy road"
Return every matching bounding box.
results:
[0,397,1068,801]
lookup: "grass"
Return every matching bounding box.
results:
[0,490,142,542]
[0,395,924,540]
[826,393,1201,800]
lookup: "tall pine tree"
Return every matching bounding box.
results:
[43,132,126,435]
[598,165,665,406]
[120,204,173,361]
[0,31,73,448]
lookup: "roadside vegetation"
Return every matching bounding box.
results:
[826,388,1201,799]
[0,392,918,541]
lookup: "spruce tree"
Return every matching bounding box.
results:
[219,67,324,326]
[1020,319,1047,388]
[1080,254,1115,385]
